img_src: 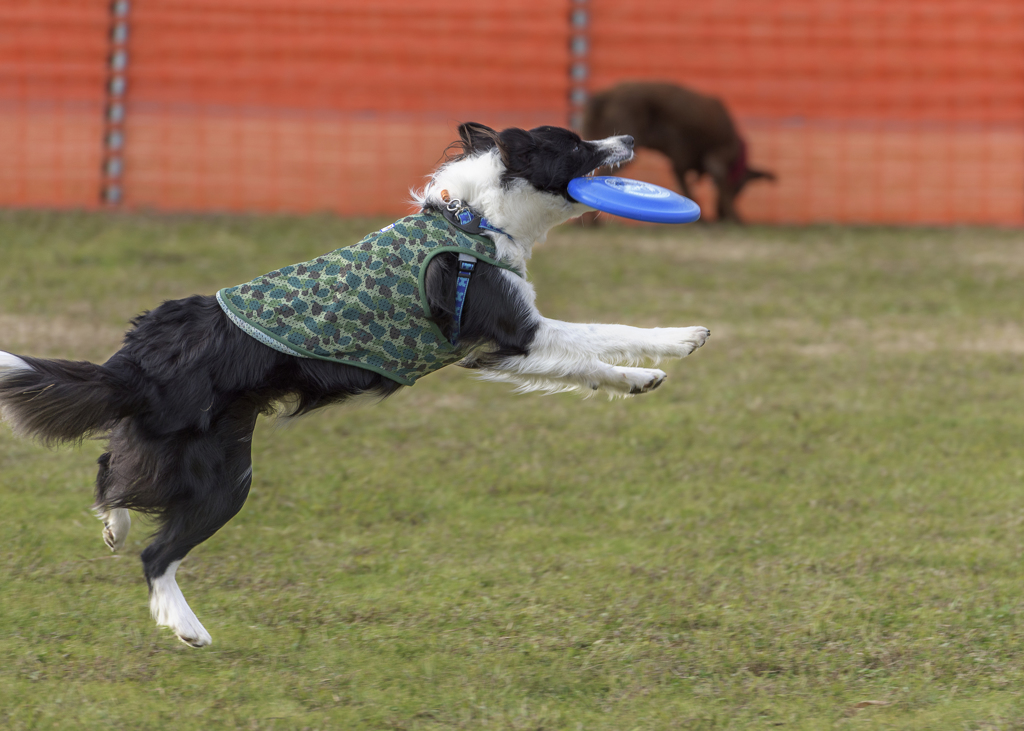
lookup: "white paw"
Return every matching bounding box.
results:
[174,625,212,648]
[150,560,212,648]
[97,508,130,552]
[659,326,710,358]
[616,367,667,395]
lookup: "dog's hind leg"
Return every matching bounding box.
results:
[670,161,696,202]
[703,153,741,223]
[94,452,131,551]
[99,509,131,552]
[147,556,213,648]
[143,463,252,647]
[142,418,256,647]
[146,460,254,647]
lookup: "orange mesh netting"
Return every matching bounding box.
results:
[122,0,569,214]
[1,0,1022,224]
[0,1,109,208]
[588,0,1024,224]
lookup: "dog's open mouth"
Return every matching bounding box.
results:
[582,149,634,178]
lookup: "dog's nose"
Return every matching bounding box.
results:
[622,135,634,148]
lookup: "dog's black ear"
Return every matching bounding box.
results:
[494,127,535,175]
[458,123,500,154]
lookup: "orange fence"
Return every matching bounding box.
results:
[1,0,1022,224]
[122,0,568,213]
[0,1,109,208]
[589,0,1024,224]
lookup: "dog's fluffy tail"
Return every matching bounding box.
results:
[0,351,143,445]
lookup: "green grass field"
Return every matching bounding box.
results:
[2,211,1024,730]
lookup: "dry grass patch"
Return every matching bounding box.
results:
[0,314,123,361]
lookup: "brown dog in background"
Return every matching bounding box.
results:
[583,81,775,222]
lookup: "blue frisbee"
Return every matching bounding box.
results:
[568,176,701,224]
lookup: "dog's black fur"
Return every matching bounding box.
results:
[0,123,622,635]
[0,246,535,589]
[456,122,618,198]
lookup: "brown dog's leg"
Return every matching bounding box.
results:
[717,188,741,223]
[704,154,742,223]
[671,162,695,201]
[670,163,712,224]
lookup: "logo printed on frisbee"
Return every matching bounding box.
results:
[603,178,671,199]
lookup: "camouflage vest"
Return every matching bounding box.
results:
[216,212,522,386]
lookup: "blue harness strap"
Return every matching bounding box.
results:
[442,203,512,241]
[451,252,477,347]
[437,196,514,348]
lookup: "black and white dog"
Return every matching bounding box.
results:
[0,123,709,647]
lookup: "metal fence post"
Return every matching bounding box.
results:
[102,0,130,206]
[569,0,589,131]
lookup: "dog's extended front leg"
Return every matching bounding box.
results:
[482,353,668,395]
[479,317,708,395]
[530,318,709,364]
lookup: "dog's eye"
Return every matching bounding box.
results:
[573,144,579,152]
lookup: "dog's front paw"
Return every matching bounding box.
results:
[661,326,710,358]
[614,367,667,395]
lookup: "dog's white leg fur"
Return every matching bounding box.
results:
[150,560,212,647]
[96,508,131,551]
[480,316,709,395]
[481,352,668,395]
[530,319,710,363]
[0,351,31,371]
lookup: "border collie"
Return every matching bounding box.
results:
[0,123,709,647]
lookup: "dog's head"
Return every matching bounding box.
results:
[418,123,633,259]
[456,122,634,199]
